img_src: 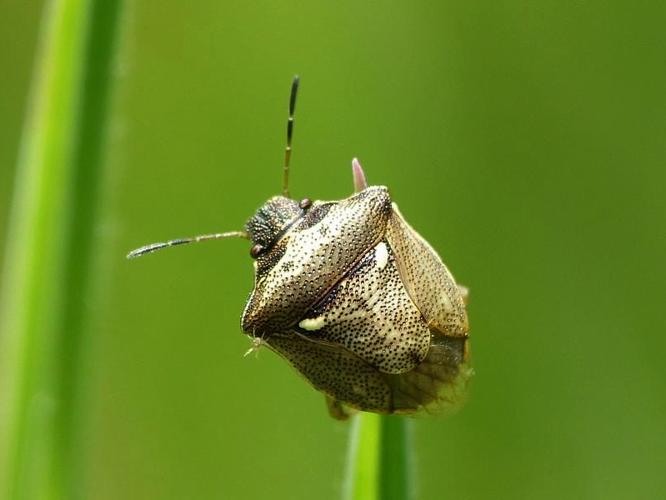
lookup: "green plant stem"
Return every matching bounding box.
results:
[379,415,413,500]
[0,0,123,499]
[343,413,414,500]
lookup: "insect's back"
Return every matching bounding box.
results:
[242,186,470,415]
[242,186,392,333]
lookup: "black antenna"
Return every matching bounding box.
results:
[126,231,248,259]
[282,75,300,198]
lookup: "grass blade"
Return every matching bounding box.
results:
[343,413,414,500]
[344,413,381,500]
[379,415,413,500]
[0,0,123,498]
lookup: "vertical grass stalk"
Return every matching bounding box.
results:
[343,413,414,500]
[0,0,123,499]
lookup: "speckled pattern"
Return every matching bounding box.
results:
[300,241,431,374]
[386,203,469,337]
[241,185,471,414]
[266,331,470,414]
[242,186,391,332]
[245,196,301,249]
[267,334,393,412]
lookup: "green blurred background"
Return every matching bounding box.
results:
[2,1,665,499]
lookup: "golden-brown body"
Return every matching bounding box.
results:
[242,186,471,417]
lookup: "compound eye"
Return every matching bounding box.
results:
[299,198,312,210]
[250,244,265,259]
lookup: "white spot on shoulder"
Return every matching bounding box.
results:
[299,316,326,331]
[375,242,388,270]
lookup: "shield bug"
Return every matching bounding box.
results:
[128,77,472,419]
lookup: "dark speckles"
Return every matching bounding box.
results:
[281,260,295,273]
[255,240,288,277]
[301,241,430,374]
[240,185,470,414]
[267,334,392,412]
[245,196,301,249]
[266,329,470,414]
[297,202,334,230]
[386,206,468,336]
[242,187,392,333]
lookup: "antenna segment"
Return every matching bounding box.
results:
[128,78,303,259]
[282,75,300,198]
[127,231,248,259]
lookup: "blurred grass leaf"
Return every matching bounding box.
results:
[0,0,123,499]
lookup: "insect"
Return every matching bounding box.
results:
[128,77,472,419]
